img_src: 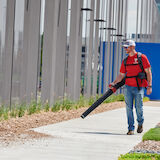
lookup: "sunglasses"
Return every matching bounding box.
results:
[123,46,131,49]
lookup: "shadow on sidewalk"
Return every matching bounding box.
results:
[75,131,126,136]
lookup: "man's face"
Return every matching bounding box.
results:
[124,46,134,54]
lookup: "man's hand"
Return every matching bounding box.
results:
[146,87,152,95]
[108,73,125,89]
[108,82,115,89]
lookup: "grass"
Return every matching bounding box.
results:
[44,102,50,112]
[74,95,88,109]
[0,106,4,118]
[118,153,160,160]
[18,104,26,117]
[28,101,39,115]
[10,107,18,118]
[3,108,9,120]
[143,96,150,102]
[51,101,61,112]
[61,98,74,111]
[119,126,160,159]
[143,128,160,141]
[88,96,96,106]
[0,94,150,121]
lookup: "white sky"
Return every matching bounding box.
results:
[127,0,137,34]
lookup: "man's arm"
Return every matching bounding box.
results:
[145,67,152,95]
[109,73,125,88]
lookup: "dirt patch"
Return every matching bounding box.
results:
[133,101,160,153]
[0,102,125,146]
[134,140,160,152]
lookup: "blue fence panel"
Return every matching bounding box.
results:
[136,42,160,100]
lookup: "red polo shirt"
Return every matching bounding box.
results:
[120,53,151,87]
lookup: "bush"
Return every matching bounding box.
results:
[0,106,4,118]
[36,101,42,113]
[88,96,95,106]
[143,96,150,102]
[103,94,117,103]
[75,95,88,109]
[18,105,26,117]
[115,94,125,101]
[10,107,18,118]
[62,99,74,111]
[51,101,61,112]
[28,101,38,115]
[0,93,127,121]
[3,108,9,120]
[44,102,50,112]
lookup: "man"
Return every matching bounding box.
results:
[109,40,152,135]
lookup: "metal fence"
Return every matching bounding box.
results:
[0,0,160,106]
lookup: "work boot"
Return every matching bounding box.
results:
[137,125,143,133]
[127,130,134,135]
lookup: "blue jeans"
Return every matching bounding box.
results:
[124,85,144,131]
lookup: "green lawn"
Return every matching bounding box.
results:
[118,153,160,160]
[143,127,160,141]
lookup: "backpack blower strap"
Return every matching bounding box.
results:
[124,52,147,90]
[125,75,140,90]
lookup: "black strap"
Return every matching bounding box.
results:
[124,52,145,90]
[137,52,145,71]
[124,52,144,70]
[136,77,140,90]
[125,63,139,66]
[126,75,140,90]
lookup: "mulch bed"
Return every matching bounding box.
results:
[0,101,159,153]
[0,102,125,146]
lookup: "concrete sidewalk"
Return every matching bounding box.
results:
[0,106,159,160]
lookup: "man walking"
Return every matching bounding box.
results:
[109,40,152,135]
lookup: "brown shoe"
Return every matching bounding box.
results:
[137,125,143,133]
[127,130,134,135]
